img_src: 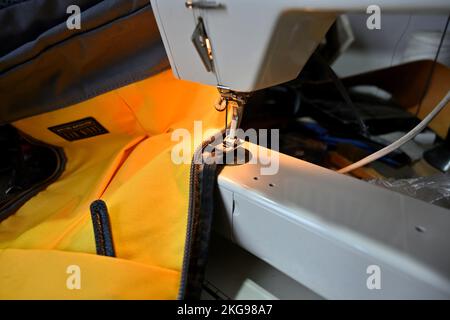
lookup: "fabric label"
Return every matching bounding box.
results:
[48,117,108,141]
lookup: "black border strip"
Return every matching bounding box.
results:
[180,132,225,300]
[0,130,67,222]
[90,199,116,257]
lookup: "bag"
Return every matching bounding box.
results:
[0,0,223,299]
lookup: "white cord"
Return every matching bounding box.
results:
[338,90,450,174]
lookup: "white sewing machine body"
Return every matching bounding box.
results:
[151,0,449,92]
[150,0,450,299]
[214,143,450,299]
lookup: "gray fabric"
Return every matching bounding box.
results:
[0,0,104,58]
[0,0,170,124]
[0,0,29,10]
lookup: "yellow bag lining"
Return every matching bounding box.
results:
[0,249,179,300]
[0,70,224,299]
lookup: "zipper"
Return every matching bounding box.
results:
[178,131,223,299]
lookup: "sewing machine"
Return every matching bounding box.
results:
[150,0,450,299]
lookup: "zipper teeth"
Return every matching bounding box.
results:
[178,131,223,299]
[177,144,204,299]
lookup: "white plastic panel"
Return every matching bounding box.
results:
[151,0,450,92]
[217,143,450,299]
[202,2,335,91]
[151,0,217,85]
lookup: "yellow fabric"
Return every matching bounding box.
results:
[0,249,179,300]
[0,70,224,299]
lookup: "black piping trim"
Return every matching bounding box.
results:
[90,199,116,257]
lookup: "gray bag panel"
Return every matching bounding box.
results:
[0,0,29,10]
[1,0,103,57]
[0,0,170,124]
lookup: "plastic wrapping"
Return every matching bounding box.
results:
[369,174,450,209]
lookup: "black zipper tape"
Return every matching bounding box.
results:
[90,199,116,257]
[179,132,224,300]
